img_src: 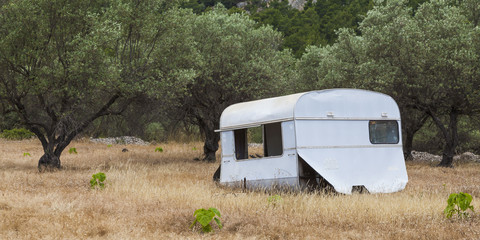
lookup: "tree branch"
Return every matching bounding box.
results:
[54,93,123,156]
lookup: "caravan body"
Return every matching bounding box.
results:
[217,89,408,194]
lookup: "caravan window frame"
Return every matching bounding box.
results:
[233,122,284,161]
[368,120,400,144]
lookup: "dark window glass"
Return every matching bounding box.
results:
[264,122,283,157]
[233,123,283,160]
[369,120,399,144]
[234,129,247,160]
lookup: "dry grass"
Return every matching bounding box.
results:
[1,139,479,239]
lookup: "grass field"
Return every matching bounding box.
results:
[1,139,479,239]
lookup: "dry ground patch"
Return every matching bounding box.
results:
[0,139,479,239]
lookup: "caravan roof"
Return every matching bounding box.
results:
[219,89,400,131]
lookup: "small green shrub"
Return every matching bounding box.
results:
[23,152,31,157]
[155,147,163,152]
[0,128,35,140]
[190,208,222,233]
[444,192,475,219]
[69,147,78,154]
[90,172,106,189]
[107,144,112,148]
[267,194,283,208]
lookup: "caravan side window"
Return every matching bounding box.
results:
[369,120,399,144]
[264,122,283,157]
[233,123,283,160]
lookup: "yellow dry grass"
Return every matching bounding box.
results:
[1,139,479,239]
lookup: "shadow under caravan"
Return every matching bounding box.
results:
[298,157,335,192]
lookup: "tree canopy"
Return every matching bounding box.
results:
[0,0,181,169]
[297,0,480,167]
[0,1,294,167]
[162,5,295,161]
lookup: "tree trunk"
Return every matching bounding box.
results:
[198,118,219,162]
[403,131,414,161]
[400,108,429,161]
[38,152,61,171]
[436,109,459,168]
[438,144,455,167]
[203,128,219,162]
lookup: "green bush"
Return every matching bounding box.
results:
[444,192,475,219]
[267,194,283,208]
[0,128,35,140]
[90,172,106,190]
[69,148,78,154]
[190,207,222,233]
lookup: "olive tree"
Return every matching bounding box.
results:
[164,5,296,161]
[0,0,180,170]
[297,0,480,167]
[296,29,428,161]
[361,0,480,167]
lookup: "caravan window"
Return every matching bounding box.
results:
[233,122,283,160]
[369,120,399,144]
[264,122,283,157]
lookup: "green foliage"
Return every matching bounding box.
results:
[267,194,283,207]
[298,0,480,165]
[23,152,31,157]
[0,0,180,169]
[0,109,20,131]
[180,0,382,57]
[144,122,165,142]
[180,0,207,14]
[161,4,295,161]
[69,148,78,154]
[107,144,113,148]
[251,0,373,57]
[190,207,222,233]
[248,126,263,144]
[155,147,163,152]
[90,172,106,189]
[412,118,444,154]
[184,0,243,10]
[444,192,475,219]
[0,128,35,140]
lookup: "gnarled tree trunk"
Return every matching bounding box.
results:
[198,118,219,162]
[34,131,73,171]
[38,152,61,171]
[430,108,459,168]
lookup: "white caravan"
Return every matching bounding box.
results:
[215,89,408,194]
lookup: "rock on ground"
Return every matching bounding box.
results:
[89,136,149,145]
[411,151,480,163]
